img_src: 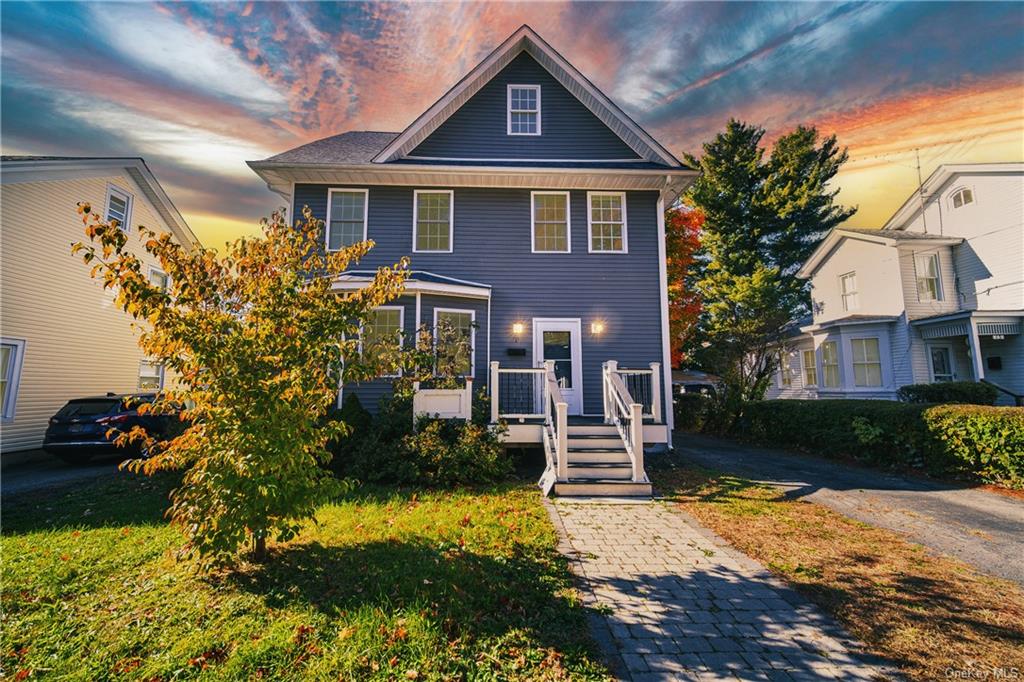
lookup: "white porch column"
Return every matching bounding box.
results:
[489,361,500,423]
[604,360,617,424]
[649,361,662,423]
[968,319,986,382]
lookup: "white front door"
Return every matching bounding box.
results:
[533,319,583,415]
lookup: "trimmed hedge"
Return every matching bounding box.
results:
[735,399,1024,488]
[897,381,997,405]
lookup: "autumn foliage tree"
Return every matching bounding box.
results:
[73,204,409,566]
[665,205,703,366]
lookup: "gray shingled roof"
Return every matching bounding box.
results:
[263,131,399,165]
[838,227,959,241]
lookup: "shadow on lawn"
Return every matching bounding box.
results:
[223,538,597,653]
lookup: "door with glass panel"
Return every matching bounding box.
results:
[928,345,955,382]
[533,319,583,415]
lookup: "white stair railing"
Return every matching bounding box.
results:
[602,361,647,483]
[607,361,662,423]
[544,360,569,481]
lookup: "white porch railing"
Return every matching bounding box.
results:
[489,362,547,422]
[603,360,655,483]
[412,377,473,420]
[602,360,662,423]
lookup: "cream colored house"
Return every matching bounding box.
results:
[768,162,1023,405]
[1,157,197,462]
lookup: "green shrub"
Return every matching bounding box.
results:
[327,389,511,486]
[897,381,997,405]
[923,404,1024,488]
[734,399,1024,488]
[674,393,710,432]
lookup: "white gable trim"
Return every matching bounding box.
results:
[371,25,681,167]
[797,228,962,279]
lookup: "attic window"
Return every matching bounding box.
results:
[950,187,974,209]
[105,185,132,232]
[507,85,540,135]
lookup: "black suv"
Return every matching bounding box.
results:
[43,393,179,464]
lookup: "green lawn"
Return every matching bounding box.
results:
[2,473,608,680]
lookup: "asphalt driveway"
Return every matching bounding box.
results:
[670,433,1024,586]
[2,451,125,498]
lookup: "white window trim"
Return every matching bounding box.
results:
[820,340,841,389]
[412,189,454,254]
[802,349,818,387]
[325,188,369,252]
[507,84,541,136]
[1,338,27,421]
[839,271,858,311]
[104,183,133,233]
[433,307,476,378]
[777,351,793,388]
[360,306,405,378]
[586,191,628,254]
[849,336,884,388]
[914,252,943,302]
[148,267,169,291]
[949,185,975,209]
[530,190,571,254]
[138,359,165,391]
[927,343,957,382]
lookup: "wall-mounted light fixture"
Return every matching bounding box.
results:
[512,322,525,338]
[590,320,605,335]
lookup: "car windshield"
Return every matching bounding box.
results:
[55,399,120,418]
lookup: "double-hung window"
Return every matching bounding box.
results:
[138,360,164,390]
[588,192,627,253]
[851,338,882,387]
[507,84,540,135]
[779,352,792,387]
[531,191,570,253]
[821,341,840,388]
[362,307,404,377]
[1,339,26,420]
[434,308,475,377]
[326,189,368,251]
[840,272,858,311]
[105,185,132,232]
[802,349,818,387]
[149,268,169,292]
[413,190,453,252]
[915,253,941,301]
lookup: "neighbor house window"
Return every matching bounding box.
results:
[779,352,792,387]
[851,337,882,387]
[929,346,955,382]
[138,360,164,390]
[326,189,368,251]
[434,308,475,377]
[413,190,453,252]
[531,192,570,253]
[148,268,169,291]
[507,84,540,135]
[1,339,26,420]
[821,341,840,388]
[950,187,974,209]
[588,192,627,253]
[915,253,941,301]
[840,272,858,311]
[802,349,818,386]
[362,307,404,377]
[105,185,132,232]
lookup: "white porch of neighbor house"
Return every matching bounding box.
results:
[488,360,668,497]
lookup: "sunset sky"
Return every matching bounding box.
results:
[3,1,1022,247]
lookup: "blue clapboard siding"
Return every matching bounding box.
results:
[408,52,641,161]
[299,184,663,415]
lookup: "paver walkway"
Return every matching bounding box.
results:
[675,433,1024,585]
[548,499,893,681]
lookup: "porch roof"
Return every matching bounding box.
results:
[799,314,898,333]
[332,270,491,299]
[910,309,1022,339]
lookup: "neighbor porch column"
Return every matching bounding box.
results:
[968,318,985,382]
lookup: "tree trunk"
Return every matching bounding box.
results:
[252,533,267,562]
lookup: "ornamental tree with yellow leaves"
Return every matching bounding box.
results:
[73,204,409,565]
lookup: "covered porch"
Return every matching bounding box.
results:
[912,310,1024,405]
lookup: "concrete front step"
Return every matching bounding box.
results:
[567,462,633,479]
[553,479,653,497]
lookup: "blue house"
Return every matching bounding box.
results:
[249,26,697,495]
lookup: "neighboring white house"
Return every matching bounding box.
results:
[0,157,198,463]
[767,162,1023,405]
